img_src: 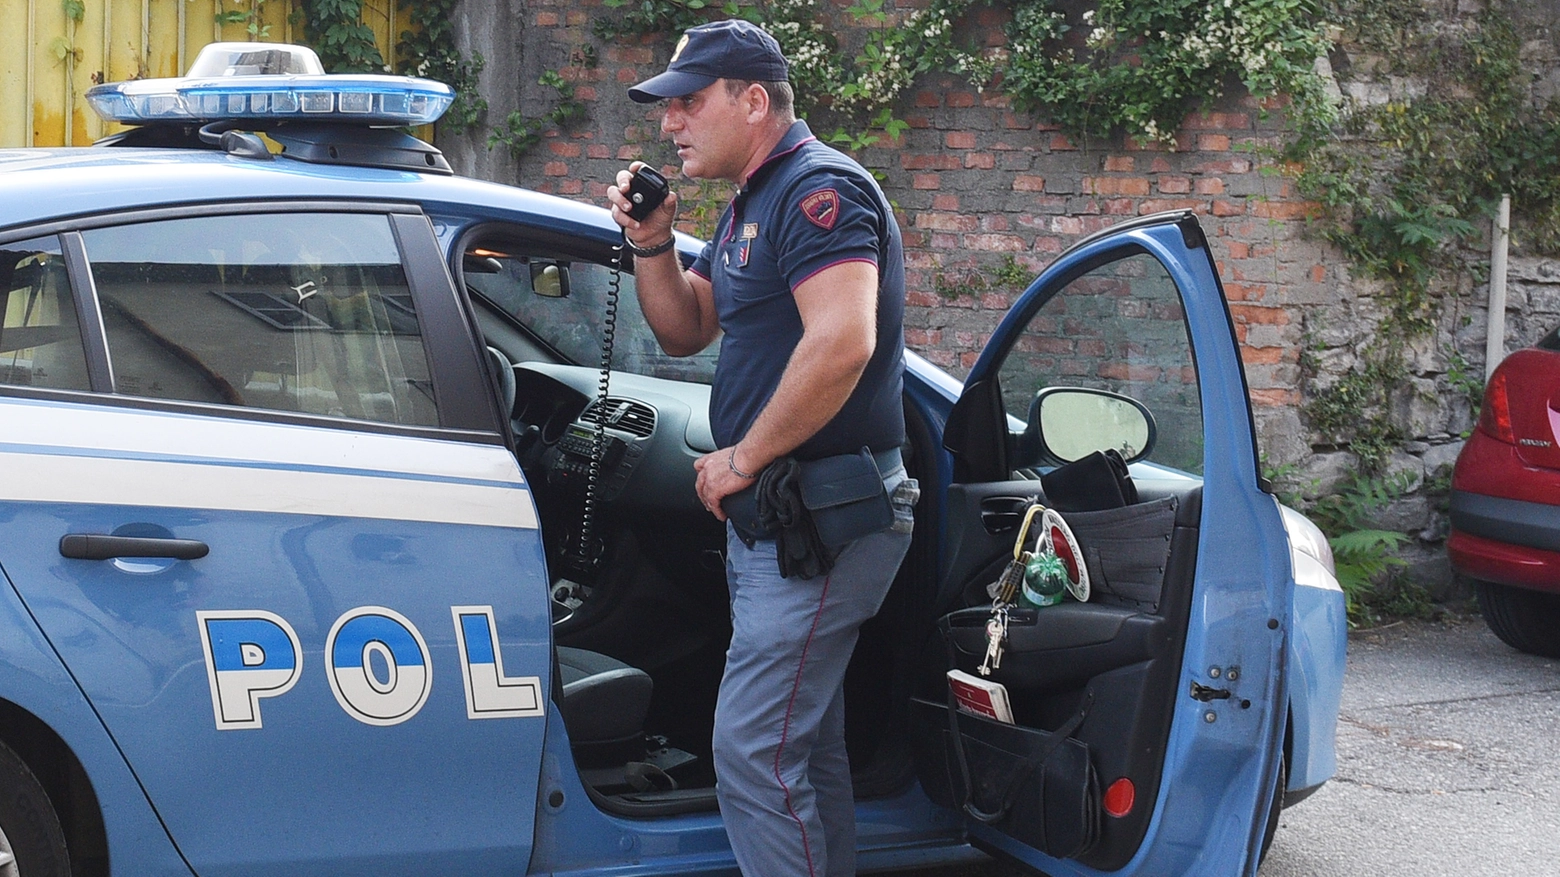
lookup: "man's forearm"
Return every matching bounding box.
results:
[606,169,718,356]
[631,251,714,356]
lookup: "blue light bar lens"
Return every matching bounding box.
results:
[86,74,455,127]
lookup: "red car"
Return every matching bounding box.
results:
[1449,327,1560,657]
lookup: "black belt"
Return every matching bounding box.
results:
[801,446,901,475]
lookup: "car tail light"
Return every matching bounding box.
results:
[1479,370,1516,444]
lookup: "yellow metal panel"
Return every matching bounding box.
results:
[5,0,414,148]
[96,0,148,139]
[30,0,67,147]
[144,0,177,79]
[0,1,29,146]
[369,0,393,71]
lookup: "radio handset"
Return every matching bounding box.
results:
[562,166,671,583]
[624,166,670,221]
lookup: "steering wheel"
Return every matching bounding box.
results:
[486,345,517,421]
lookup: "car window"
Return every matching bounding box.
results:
[997,251,1204,474]
[0,235,91,391]
[80,213,439,426]
[465,249,719,385]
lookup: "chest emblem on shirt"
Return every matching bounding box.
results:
[800,189,840,231]
[726,238,752,268]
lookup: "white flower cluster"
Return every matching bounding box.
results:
[1005,6,1065,61]
[906,8,954,41]
[852,63,909,105]
[1170,3,1295,83]
[790,37,833,71]
[769,0,821,19]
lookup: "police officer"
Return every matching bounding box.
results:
[607,19,913,877]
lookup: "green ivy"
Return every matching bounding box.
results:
[933,254,1031,301]
[964,0,1335,146]
[489,69,589,158]
[1302,347,1406,471]
[218,0,273,38]
[395,0,487,132]
[296,0,386,72]
[596,0,727,42]
[1444,351,1485,434]
[592,0,965,148]
[593,0,1333,149]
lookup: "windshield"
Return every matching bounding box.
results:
[464,248,719,385]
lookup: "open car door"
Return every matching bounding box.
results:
[912,212,1292,876]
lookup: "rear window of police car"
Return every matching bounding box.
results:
[1,213,439,427]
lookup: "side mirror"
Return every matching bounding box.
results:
[529,261,571,299]
[1016,387,1156,467]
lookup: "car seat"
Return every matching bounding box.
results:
[556,646,654,765]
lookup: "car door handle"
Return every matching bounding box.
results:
[980,496,1034,534]
[59,535,210,561]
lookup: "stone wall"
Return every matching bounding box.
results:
[438,0,1558,600]
[1287,0,1560,598]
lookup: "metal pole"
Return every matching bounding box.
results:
[101,0,112,139]
[26,0,36,147]
[1486,194,1511,380]
[64,11,73,146]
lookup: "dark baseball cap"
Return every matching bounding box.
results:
[628,20,789,103]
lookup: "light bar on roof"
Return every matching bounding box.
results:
[85,42,454,127]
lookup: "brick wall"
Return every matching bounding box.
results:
[442,0,1331,471]
[876,75,1327,471]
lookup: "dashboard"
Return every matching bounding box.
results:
[508,362,716,516]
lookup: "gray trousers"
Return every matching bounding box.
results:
[715,484,913,877]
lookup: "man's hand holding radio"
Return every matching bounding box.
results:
[608,162,676,254]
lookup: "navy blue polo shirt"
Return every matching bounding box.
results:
[690,121,906,461]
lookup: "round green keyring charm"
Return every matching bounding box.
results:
[1021,549,1068,607]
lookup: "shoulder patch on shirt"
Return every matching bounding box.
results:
[799,188,840,231]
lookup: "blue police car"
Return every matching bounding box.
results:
[0,43,1344,877]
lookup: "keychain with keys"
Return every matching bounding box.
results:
[979,603,1010,676]
[978,504,1047,675]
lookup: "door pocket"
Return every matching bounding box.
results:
[910,697,1100,860]
[959,495,1178,612]
[1063,496,1178,612]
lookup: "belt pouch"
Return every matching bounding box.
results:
[723,485,772,544]
[798,447,893,548]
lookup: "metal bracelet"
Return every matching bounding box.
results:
[624,235,675,258]
[728,447,758,480]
